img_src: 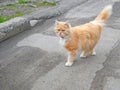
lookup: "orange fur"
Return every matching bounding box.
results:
[55,5,112,66]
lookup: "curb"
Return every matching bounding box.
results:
[0,0,87,42]
[0,17,30,42]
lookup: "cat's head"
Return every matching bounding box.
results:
[54,20,71,38]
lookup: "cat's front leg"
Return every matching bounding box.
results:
[65,56,74,66]
[65,51,77,67]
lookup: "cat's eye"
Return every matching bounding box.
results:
[57,29,65,32]
[57,29,60,31]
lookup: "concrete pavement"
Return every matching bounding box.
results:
[0,0,120,90]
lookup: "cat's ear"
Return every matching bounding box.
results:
[66,20,70,24]
[65,20,71,28]
[55,20,59,25]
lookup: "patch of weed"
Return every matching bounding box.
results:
[6,3,16,8]
[18,0,30,4]
[0,15,8,23]
[0,11,31,23]
[35,1,56,7]
[0,3,16,10]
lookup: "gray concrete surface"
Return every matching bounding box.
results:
[90,40,120,90]
[0,0,120,90]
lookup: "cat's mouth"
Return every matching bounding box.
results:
[60,34,69,39]
[60,36,65,38]
[59,33,66,38]
[55,32,68,39]
[59,35,65,38]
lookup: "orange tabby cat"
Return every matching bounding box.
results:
[55,5,112,66]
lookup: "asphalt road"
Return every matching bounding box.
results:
[0,0,120,90]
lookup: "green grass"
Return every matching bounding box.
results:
[6,3,16,7]
[35,1,56,7]
[0,11,31,23]
[18,0,30,4]
[18,0,56,6]
[0,15,7,23]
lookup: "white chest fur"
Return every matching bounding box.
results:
[59,38,66,46]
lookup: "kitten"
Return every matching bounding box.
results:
[55,5,112,66]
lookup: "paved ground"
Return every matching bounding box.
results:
[0,0,120,90]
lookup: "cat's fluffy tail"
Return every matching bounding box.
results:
[90,5,112,26]
[95,5,112,21]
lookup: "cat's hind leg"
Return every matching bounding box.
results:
[90,49,96,56]
[80,51,87,58]
[92,51,96,56]
[91,50,96,56]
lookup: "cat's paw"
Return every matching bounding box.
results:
[80,54,86,58]
[92,51,96,56]
[65,61,73,67]
[80,52,87,58]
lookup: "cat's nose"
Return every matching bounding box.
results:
[59,32,62,35]
[59,33,62,36]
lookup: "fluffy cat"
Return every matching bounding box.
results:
[55,5,112,66]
